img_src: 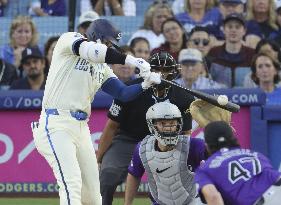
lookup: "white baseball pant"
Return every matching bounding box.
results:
[32,109,101,205]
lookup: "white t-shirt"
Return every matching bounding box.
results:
[42,32,116,116]
[128,29,165,50]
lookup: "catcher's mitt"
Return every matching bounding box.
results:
[188,99,232,128]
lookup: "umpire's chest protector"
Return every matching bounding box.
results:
[140,136,197,205]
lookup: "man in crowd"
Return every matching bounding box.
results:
[207,13,255,87]
[10,47,46,90]
[175,48,225,89]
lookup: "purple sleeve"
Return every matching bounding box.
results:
[195,166,214,193]
[187,138,207,171]
[128,143,145,178]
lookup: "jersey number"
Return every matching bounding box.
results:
[228,157,261,184]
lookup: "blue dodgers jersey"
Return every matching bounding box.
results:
[195,148,281,205]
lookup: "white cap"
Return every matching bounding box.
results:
[79,11,99,26]
[178,48,203,63]
[275,0,281,10]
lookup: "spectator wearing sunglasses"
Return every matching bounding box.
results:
[175,48,225,89]
[151,18,187,62]
[175,0,221,33]
[207,13,255,88]
[128,3,173,50]
[187,26,212,56]
[186,26,213,76]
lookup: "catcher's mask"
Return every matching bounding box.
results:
[146,102,183,147]
[85,19,122,51]
[148,51,179,98]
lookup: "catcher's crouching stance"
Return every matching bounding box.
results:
[189,99,232,128]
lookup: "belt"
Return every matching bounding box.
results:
[254,177,281,205]
[45,109,88,121]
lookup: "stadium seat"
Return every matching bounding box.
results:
[234,67,252,87]
[0,16,143,48]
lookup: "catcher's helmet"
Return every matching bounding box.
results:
[149,51,179,81]
[85,19,122,48]
[146,102,183,147]
[148,52,179,98]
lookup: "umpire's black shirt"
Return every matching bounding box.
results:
[108,78,195,142]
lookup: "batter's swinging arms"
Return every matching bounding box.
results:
[31,19,161,205]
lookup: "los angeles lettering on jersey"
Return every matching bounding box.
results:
[75,58,104,83]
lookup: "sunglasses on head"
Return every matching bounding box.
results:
[191,38,210,46]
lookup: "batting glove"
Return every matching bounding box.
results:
[141,72,161,89]
[125,55,151,78]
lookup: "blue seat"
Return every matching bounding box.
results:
[0,16,143,48]
[234,67,252,87]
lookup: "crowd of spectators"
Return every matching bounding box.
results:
[0,0,281,104]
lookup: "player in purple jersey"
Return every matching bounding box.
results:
[195,121,281,205]
[124,102,207,205]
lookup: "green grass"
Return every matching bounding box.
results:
[0,197,151,205]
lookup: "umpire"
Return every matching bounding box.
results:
[97,51,195,205]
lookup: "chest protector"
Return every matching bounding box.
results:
[140,135,196,205]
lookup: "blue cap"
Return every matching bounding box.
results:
[220,0,244,4]
[223,13,245,26]
[21,46,43,64]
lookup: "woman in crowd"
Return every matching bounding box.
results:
[128,3,173,50]
[129,37,150,61]
[0,16,39,69]
[152,18,187,61]
[246,0,278,39]
[244,39,281,88]
[175,0,220,33]
[251,52,281,104]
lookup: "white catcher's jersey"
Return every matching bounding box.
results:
[42,32,116,116]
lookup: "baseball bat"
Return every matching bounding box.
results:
[161,78,240,113]
[68,0,76,32]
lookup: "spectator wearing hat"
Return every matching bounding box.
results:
[175,48,225,89]
[209,0,245,42]
[77,10,99,35]
[10,47,46,90]
[207,13,255,88]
